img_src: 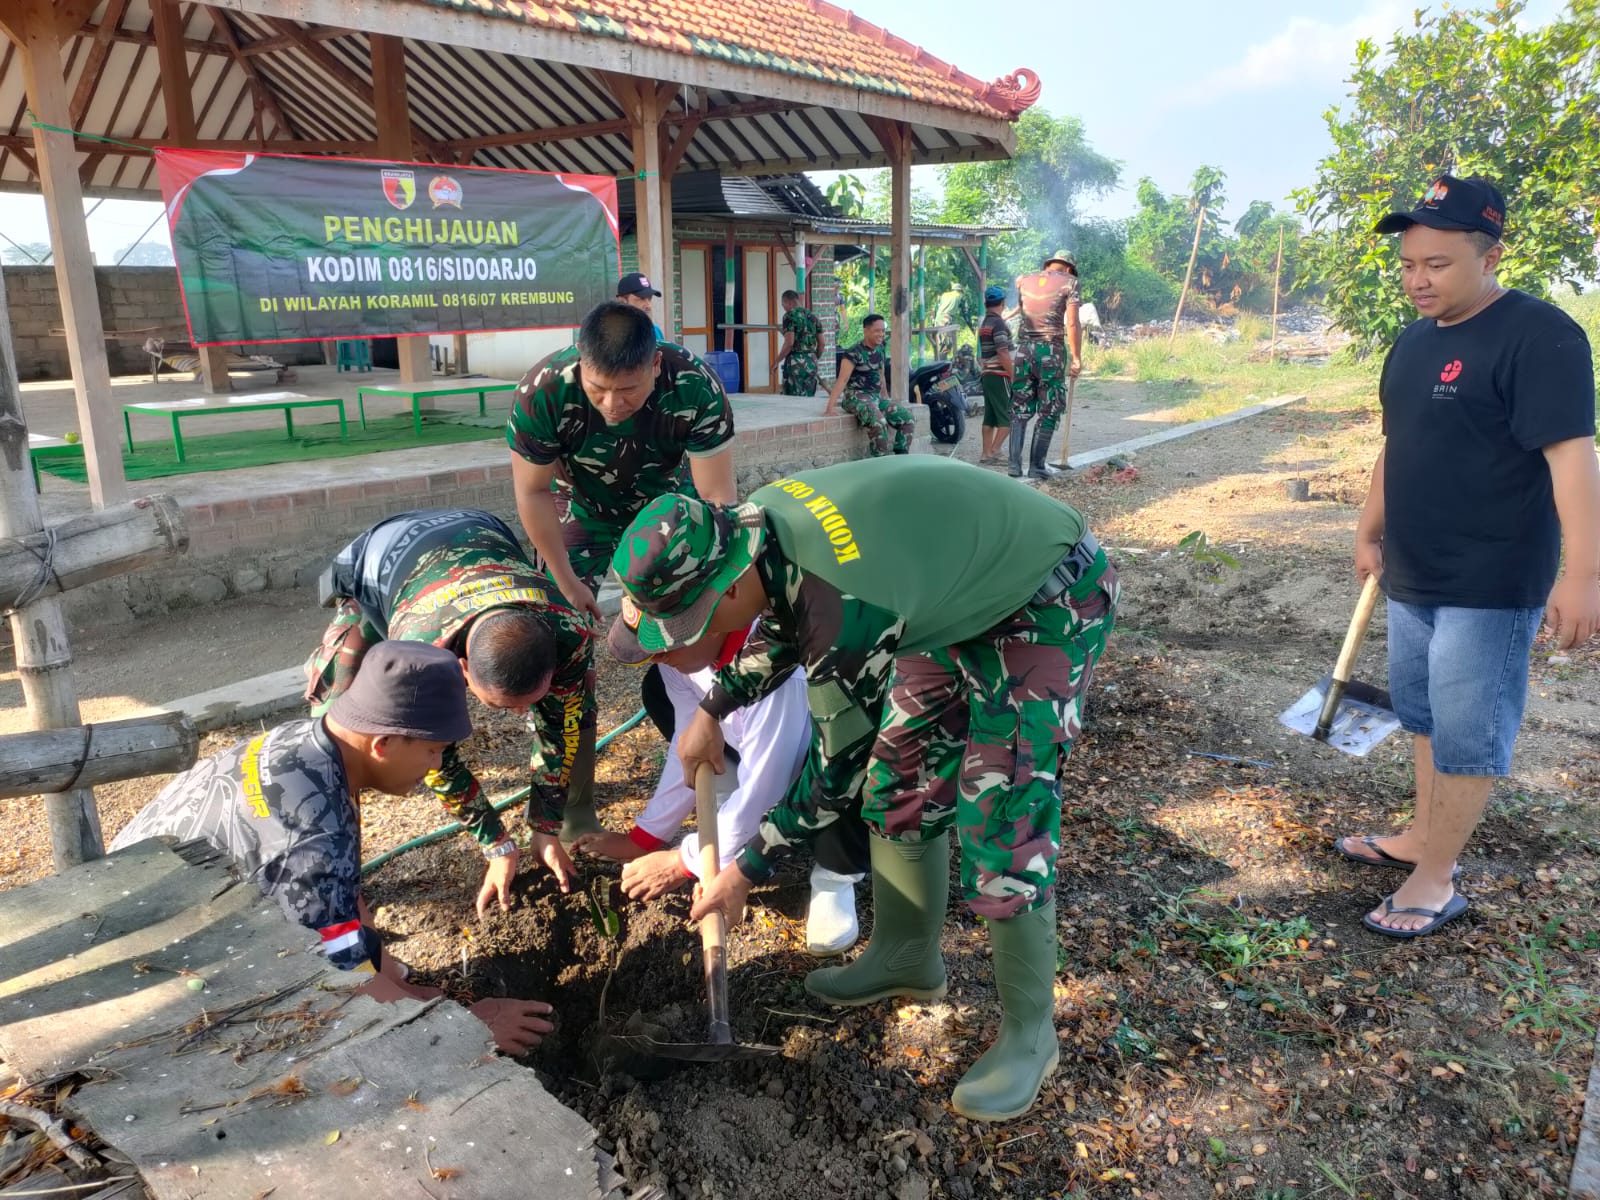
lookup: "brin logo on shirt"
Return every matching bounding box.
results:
[1435,358,1464,397]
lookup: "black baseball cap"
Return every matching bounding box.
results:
[617,272,661,299]
[327,641,473,743]
[1374,174,1506,240]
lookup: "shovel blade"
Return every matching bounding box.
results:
[1279,674,1400,756]
[604,1031,784,1063]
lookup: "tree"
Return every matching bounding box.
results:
[113,240,174,267]
[1293,0,1600,351]
[1,241,52,265]
[941,108,1121,298]
[824,174,866,218]
[1169,166,1228,339]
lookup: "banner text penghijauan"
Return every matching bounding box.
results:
[155,149,619,345]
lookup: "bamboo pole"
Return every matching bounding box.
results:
[0,497,188,609]
[0,266,103,867]
[1270,225,1285,364]
[1169,202,1206,346]
[0,712,199,799]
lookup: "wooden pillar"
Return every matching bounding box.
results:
[655,93,695,343]
[153,0,236,396]
[0,265,105,867]
[2,0,127,508]
[371,33,430,385]
[880,121,913,408]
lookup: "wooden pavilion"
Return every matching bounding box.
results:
[0,0,1040,509]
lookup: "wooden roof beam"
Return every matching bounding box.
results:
[259,16,445,160]
[67,0,128,126]
[204,6,294,142]
[72,19,230,56]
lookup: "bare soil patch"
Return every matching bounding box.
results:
[5,377,1596,1200]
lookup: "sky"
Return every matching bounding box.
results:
[0,0,1567,262]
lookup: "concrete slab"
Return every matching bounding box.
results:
[1063,393,1306,470]
[0,842,622,1200]
[159,666,307,733]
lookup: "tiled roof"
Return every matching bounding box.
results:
[418,0,1039,118]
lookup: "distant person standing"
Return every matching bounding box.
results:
[616,272,665,339]
[824,314,913,457]
[933,279,972,361]
[507,302,737,839]
[1340,175,1599,938]
[774,290,823,396]
[976,285,1015,464]
[1008,252,1082,480]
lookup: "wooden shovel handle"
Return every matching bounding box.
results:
[695,763,732,1045]
[1332,575,1382,685]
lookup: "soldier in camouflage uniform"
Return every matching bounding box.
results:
[774,290,823,396]
[506,301,737,838]
[1008,251,1083,479]
[304,508,590,917]
[116,642,556,1056]
[611,456,1118,1121]
[825,314,913,456]
[933,279,973,361]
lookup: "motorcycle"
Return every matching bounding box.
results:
[907,360,968,446]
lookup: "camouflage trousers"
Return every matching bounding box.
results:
[861,559,1119,918]
[304,599,380,714]
[1011,338,1068,434]
[840,391,913,456]
[781,352,820,396]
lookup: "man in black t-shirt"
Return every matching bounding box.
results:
[1340,175,1599,938]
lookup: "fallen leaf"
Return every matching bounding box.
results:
[1447,1061,1466,1075]
[324,1130,340,1145]
[328,1078,361,1098]
[1252,1144,1267,1156]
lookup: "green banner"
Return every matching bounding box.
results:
[156,149,619,346]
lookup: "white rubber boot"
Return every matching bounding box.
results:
[805,864,864,956]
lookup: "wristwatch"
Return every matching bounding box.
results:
[483,838,517,861]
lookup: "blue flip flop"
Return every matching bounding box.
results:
[1362,892,1470,939]
[1336,836,1461,879]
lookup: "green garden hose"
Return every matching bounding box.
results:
[360,705,650,874]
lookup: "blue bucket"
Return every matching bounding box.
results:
[702,350,741,395]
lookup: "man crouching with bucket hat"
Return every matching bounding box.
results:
[608,456,1119,1120]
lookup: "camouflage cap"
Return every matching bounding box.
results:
[609,493,766,656]
[1042,250,1075,269]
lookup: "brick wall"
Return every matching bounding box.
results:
[3,265,324,381]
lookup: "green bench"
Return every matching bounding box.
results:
[356,378,520,437]
[29,433,67,490]
[122,391,347,463]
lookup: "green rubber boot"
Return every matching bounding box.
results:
[950,899,1060,1121]
[557,723,602,842]
[805,833,949,1005]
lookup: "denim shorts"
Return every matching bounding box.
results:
[1387,599,1544,776]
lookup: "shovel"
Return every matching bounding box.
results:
[1278,575,1402,756]
[1053,373,1079,469]
[600,763,783,1069]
